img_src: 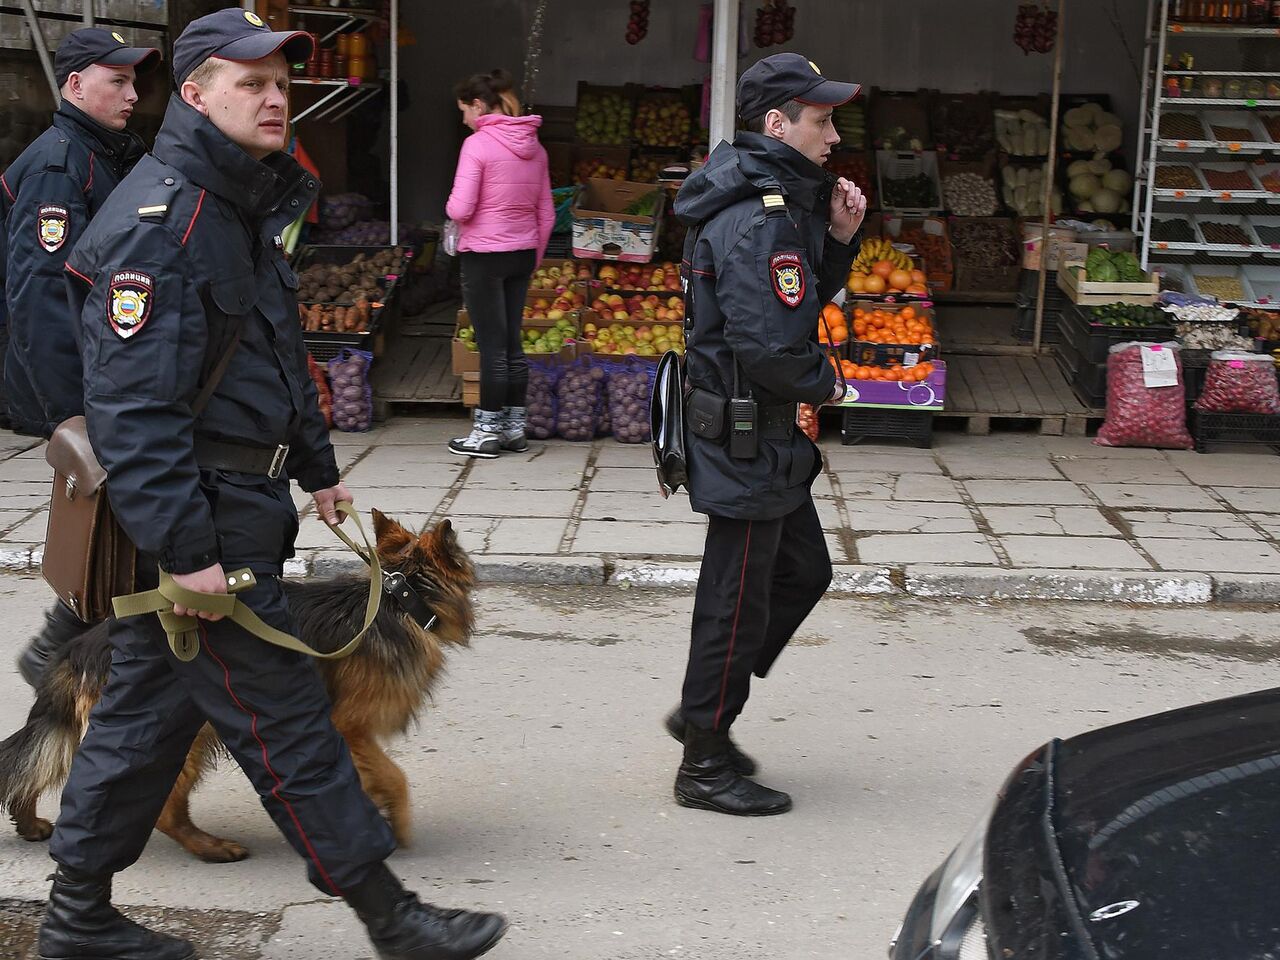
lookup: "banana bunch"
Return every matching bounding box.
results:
[851,237,912,273]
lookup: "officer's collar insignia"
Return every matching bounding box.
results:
[107,271,154,340]
[37,204,69,254]
[274,234,284,250]
[769,251,806,308]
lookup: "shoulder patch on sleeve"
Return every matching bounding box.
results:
[37,203,69,253]
[107,271,154,339]
[769,251,805,308]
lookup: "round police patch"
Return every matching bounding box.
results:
[769,251,806,308]
[107,271,153,339]
[112,31,126,43]
[244,10,265,26]
[37,203,69,254]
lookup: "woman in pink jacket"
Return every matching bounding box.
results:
[446,69,554,458]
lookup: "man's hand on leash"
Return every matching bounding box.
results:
[171,563,229,621]
[829,177,867,245]
[314,483,354,526]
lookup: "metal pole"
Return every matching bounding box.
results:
[1130,0,1157,236]
[390,0,398,245]
[1140,0,1171,272]
[1033,0,1067,355]
[20,0,59,103]
[709,0,740,149]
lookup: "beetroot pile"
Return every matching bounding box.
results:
[1195,352,1280,415]
[1095,342,1193,450]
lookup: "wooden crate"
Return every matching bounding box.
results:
[1057,262,1159,305]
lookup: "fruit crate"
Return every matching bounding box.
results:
[1057,262,1159,306]
[841,406,934,448]
[930,91,996,159]
[574,82,636,146]
[570,144,632,186]
[876,149,944,217]
[302,326,379,364]
[1190,411,1280,454]
[631,85,698,148]
[1061,302,1176,364]
[950,216,1021,292]
[868,87,933,151]
[848,340,938,368]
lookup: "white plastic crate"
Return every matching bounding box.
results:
[876,150,944,216]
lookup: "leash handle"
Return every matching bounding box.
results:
[112,502,381,662]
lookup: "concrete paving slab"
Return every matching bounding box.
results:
[0,510,35,534]
[1167,451,1280,487]
[905,566,1213,603]
[982,506,1117,537]
[933,454,1061,481]
[810,471,837,499]
[347,446,474,476]
[571,520,706,557]
[826,471,895,500]
[813,497,843,530]
[932,432,1052,455]
[1212,486,1280,513]
[1055,458,1190,485]
[365,417,467,444]
[342,457,464,488]
[0,457,52,482]
[462,460,588,492]
[1087,483,1221,511]
[592,443,653,468]
[1140,538,1280,574]
[1043,437,1169,459]
[449,488,579,518]
[998,536,1151,570]
[0,482,52,510]
[844,500,977,534]
[352,486,451,516]
[825,532,848,563]
[3,513,45,543]
[590,467,668,493]
[1119,511,1261,541]
[855,532,999,565]
[580,492,693,522]
[963,480,1093,506]
[821,450,944,474]
[895,474,965,503]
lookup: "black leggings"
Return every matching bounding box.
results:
[460,249,536,411]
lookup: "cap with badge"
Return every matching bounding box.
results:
[173,7,313,85]
[736,52,861,123]
[54,28,161,88]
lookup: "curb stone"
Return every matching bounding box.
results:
[0,545,32,571]
[1210,574,1280,604]
[610,561,701,588]
[473,555,605,585]
[905,566,1214,604]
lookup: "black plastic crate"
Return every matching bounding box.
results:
[545,232,572,259]
[1054,326,1082,379]
[841,407,934,448]
[1191,411,1280,453]
[848,340,937,367]
[1017,268,1066,311]
[303,330,376,364]
[1070,357,1107,409]
[1013,299,1061,344]
[1062,302,1176,365]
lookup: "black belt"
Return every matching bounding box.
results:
[760,403,796,440]
[195,437,290,479]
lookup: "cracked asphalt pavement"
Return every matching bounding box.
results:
[1,575,1278,959]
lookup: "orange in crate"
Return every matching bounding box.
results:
[818,303,849,344]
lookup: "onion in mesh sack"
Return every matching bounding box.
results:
[604,359,657,443]
[326,348,374,432]
[526,360,561,439]
[555,361,605,441]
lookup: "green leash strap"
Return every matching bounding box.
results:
[112,502,381,662]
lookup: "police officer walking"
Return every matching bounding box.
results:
[0,29,160,687]
[39,10,506,960]
[665,54,866,817]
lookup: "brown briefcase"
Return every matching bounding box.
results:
[42,416,136,623]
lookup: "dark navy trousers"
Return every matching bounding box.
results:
[681,497,833,733]
[49,570,395,895]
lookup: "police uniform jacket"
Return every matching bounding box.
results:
[1,100,145,436]
[65,94,335,576]
[673,132,858,521]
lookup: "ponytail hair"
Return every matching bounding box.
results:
[454,68,521,117]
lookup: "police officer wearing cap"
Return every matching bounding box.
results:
[1,29,160,690]
[664,53,867,817]
[37,10,506,960]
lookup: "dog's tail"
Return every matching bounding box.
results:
[0,633,106,820]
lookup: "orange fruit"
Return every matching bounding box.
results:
[910,269,927,284]
[863,274,887,295]
[872,260,895,279]
[889,269,913,291]
[847,274,867,294]
[906,284,929,297]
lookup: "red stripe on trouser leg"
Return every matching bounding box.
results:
[200,624,345,897]
[714,521,752,731]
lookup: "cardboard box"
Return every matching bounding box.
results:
[837,359,947,411]
[451,310,480,375]
[572,179,665,263]
[1021,222,1088,272]
[461,372,480,407]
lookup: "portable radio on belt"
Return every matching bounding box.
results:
[728,361,759,459]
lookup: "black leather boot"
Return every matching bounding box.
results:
[674,723,792,816]
[664,707,757,776]
[18,601,84,688]
[37,867,196,960]
[346,863,507,960]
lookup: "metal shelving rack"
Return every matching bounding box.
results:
[1133,0,1280,308]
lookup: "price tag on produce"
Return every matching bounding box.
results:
[1141,344,1178,389]
[1247,99,1259,108]
[903,351,919,368]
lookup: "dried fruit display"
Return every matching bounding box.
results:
[1259,169,1280,193]
[1210,123,1254,142]
[1256,224,1280,245]
[1159,113,1205,140]
[1154,165,1201,190]
[1199,221,1252,245]
[1263,114,1280,141]
[1151,218,1195,243]
[1202,168,1255,190]
[1193,274,1247,301]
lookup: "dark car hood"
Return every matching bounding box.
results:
[989,686,1280,959]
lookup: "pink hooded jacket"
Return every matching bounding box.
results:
[445,113,554,262]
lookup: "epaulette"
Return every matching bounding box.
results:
[136,177,182,222]
[761,189,792,221]
[45,138,70,173]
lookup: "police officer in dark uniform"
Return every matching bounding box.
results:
[39,11,506,960]
[665,54,867,817]
[0,29,160,688]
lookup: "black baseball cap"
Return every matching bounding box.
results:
[54,28,161,88]
[736,53,861,123]
[173,7,313,85]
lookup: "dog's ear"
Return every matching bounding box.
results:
[373,508,413,558]
[421,517,468,573]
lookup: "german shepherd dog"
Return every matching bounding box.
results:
[0,509,473,863]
